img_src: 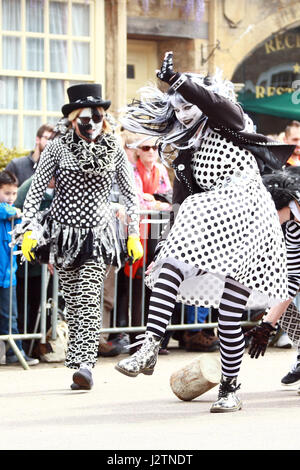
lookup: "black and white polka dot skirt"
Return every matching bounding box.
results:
[146,177,289,310]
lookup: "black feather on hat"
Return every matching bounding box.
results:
[62,83,111,117]
[263,167,300,210]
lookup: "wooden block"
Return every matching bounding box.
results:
[170,354,221,401]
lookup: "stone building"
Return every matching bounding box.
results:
[1,0,300,149]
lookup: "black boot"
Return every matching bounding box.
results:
[71,367,93,390]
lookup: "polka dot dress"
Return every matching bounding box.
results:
[20,130,140,268]
[146,128,289,309]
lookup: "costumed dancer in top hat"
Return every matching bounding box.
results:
[246,166,300,394]
[114,51,294,413]
[13,83,143,390]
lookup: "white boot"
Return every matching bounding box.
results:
[210,375,242,413]
[115,331,161,377]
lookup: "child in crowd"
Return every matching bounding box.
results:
[0,170,38,365]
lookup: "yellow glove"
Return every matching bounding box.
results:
[127,235,143,263]
[21,231,37,262]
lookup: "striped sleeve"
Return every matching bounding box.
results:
[285,221,300,298]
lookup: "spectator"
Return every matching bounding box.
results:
[283,120,300,167]
[121,129,140,165]
[118,135,173,353]
[97,174,132,358]
[5,124,53,186]
[103,131,141,353]
[0,170,38,365]
[132,136,172,211]
[181,305,219,352]
[97,130,137,357]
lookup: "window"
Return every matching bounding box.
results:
[127,64,135,79]
[0,0,97,149]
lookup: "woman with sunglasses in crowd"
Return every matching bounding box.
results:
[133,137,172,212]
[13,83,143,391]
[115,52,294,413]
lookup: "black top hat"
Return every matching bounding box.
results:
[61,83,111,117]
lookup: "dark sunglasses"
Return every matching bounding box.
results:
[78,114,103,125]
[139,145,158,151]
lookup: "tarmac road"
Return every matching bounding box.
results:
[0,344,299,452]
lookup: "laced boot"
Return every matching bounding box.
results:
[210,375,242,413]
[115,331,161,377]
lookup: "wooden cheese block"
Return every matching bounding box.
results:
[170,355,221,401]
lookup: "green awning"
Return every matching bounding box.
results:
[238,92,300,119]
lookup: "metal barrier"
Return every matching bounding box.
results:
[0,211,257,369]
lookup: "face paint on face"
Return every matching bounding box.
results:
[170,94,203,128]
[289,200,300,221]
[76,107,103,141]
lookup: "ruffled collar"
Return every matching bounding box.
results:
[62,129,118,176]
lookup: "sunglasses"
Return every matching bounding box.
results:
[139,145,158,151]
[78,114,103,125]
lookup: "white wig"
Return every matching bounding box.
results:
[120,70,240,166]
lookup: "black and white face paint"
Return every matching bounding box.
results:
[170,93,203,128]
[76,107,103,141]
[289,200,300,221]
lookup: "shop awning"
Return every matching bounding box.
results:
[238,92,300,119]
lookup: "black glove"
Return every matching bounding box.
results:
[245,321,276,359]
[156,51,177,84]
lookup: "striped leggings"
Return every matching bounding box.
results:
[147,263,251,378]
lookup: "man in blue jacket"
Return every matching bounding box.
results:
[0,170,38,365]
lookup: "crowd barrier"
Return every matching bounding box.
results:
[0,211,257,369]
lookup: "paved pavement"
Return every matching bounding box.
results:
[0,343,300,451]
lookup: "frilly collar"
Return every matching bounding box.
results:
[62,129,118,176]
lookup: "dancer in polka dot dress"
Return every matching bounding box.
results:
[14,84,142,390]
[115,52,294,412]
[245,168,300,395]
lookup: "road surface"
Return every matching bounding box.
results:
[0,344,299,451]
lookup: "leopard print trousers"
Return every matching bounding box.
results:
[56,260,107,369]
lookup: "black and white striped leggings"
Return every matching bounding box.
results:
[146,263,251,378]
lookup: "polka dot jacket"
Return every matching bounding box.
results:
[16,130,140,268]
